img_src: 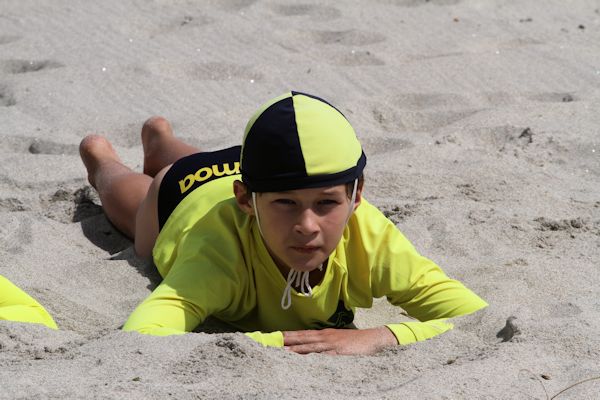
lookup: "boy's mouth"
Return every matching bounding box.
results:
[291,246,320,254]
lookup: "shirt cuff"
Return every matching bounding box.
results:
[385,320,454,345]
[244,330,284,347]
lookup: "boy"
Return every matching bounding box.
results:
[80,91,487,355]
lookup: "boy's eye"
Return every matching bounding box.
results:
[318,199,340,206]
[274,199,295,205]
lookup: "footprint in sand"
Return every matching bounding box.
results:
[210,0,257,11]
[463,125,534,153]
[372,104,479,132]
[360,136,414,155]
[28,139,79,155]
[270,4,341,20]
[371,93,482,132]
[467,208,495,225]
[1,136,80,155]
[147,14,214,37]
[147,61,262,82]
[426,218,466,256]
[309,30,386,46]
[1,59,64,74]
[457,183,482,202]
[551,301,582,318]
[531,216,594,247]
[0,35,21,45]
[499,37,545,50]
[0,84,16,107]
[385,91,514,109]
[381,203,419,224]
[534,217,588,233]
[393,93,471,110]
[188,62,263,82]
[528,92,577,103]
[377,0,462,6]
[0,197,29,212]
[0,216,33,255]
[42,187,103,224]
[331,50,385,66]
[479,92,515,107]
[463,125,573,167]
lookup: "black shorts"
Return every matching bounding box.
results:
[157,145,241,229]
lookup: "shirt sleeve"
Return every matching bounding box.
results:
[244,330,284,347]
[123,271,286,346]
[0,275,58,329]
[123,219,251,336]
[122,276,206,336]
[357,204,488,345]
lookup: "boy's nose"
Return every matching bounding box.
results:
[294,209,319,235]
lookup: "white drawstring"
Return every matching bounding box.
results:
[347,178,358,222]
[280,264,323,310]
[251,192,264,237]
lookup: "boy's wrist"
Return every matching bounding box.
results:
[375,326,400,347]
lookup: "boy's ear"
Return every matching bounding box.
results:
[233,180,254,216]
[352,180,364,212]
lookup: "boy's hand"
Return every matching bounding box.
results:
[283,326,397,355]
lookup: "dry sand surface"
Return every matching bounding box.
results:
[1,0,600,398]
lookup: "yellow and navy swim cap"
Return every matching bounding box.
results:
[241,91,366,192]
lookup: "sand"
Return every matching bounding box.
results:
[1,0,599,398]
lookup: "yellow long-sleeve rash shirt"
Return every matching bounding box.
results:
[0,275,58,329]
[123,179,487,347]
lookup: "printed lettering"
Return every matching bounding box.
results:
[194,167,212,182]
[178,162,240,194]
[212,162,240,177]
[179,174,195,194]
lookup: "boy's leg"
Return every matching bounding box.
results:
[142,116,200,177]
[133,165,168,258]
[136,117,203,258]
[80,135,151,239]
[81,118,203,258]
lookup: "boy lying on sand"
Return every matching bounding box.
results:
[80,91,487,355]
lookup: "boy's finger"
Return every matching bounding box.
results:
[283,330,322,345]
[285,342,332,354]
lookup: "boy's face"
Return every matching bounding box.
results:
[234,182,361,274]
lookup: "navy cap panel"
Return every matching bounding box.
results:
[241,96,307,187]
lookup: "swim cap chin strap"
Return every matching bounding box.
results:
[251,179,358,310]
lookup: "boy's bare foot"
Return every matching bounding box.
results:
[141,116,175,177]
[141,116,201,176]
[79,134,123,188]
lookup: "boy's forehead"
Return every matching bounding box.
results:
[267,185,346,196]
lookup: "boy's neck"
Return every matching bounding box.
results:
[273,258,328,288]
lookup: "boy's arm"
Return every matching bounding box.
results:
[122,281,203,336]
[125,208,252,336]
[339,201,487,348]
[370,220,488,345]
[123,254,245,336]
[0,275,58,329]
[276,270,485,354]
